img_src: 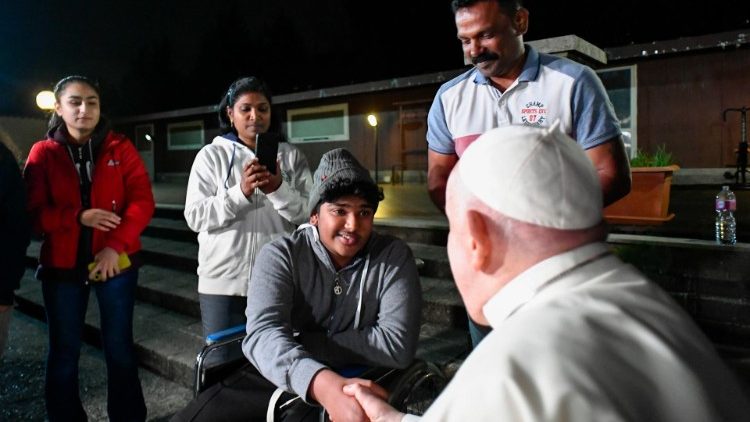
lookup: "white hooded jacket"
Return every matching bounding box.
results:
[184,134,313,296]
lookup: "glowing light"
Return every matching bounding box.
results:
[367,114,378,127]
[36,90,55,110]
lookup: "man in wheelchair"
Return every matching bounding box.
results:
[172,148,423,421]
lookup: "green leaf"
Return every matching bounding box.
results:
[630,144,674,167]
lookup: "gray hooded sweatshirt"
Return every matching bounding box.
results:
[242,224,422,400]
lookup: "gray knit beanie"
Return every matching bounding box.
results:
[308,148,375,215]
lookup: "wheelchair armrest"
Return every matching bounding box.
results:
[205,323,246,345]
[194,324,248,397]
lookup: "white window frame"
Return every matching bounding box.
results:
[167,120,205,150]
[597,64,638,158]
[286,103,349,143]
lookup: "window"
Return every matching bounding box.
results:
[597,65,637,158]
[286,103,349,143]
[167,120,204,150]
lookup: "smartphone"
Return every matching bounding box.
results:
[88,252,132,282]
[255,132,281,174]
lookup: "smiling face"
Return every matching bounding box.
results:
[310,195,375,269]
[226,91,272,148]
[455,0,527,83]
[54,81,101,143]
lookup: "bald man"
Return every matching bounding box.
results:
[346,123,749,421]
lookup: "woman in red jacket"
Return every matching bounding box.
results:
[24,75,154,421]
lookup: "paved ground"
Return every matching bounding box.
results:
[0,310,192,421]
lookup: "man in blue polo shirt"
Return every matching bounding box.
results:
[427,0,631,212]
[427,0,632,346]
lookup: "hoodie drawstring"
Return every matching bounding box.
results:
[223,143,237,190]
[353,253,370,330]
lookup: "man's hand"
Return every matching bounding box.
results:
[343,383,405,422]
[88,247,120,281]
[80,209,121,231]
[309,369,369,422]
[585,137,632,206]
[427,150,458,213]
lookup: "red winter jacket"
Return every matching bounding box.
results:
[24,130,154,270]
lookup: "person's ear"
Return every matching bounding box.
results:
[466,210,492,271]
[512,7,529,35]
[226,106,234,125]
[54,102,62,116]
[309,213,318,226]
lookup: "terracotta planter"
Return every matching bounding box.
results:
[604,165,680,225]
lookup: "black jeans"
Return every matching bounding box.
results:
[171,363,320,422]
[42,270,146,422]
[198,293,247,367]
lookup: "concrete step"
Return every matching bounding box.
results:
[144,217,195,243]
[139,263,467,329]
[14,268,203,388]
[375,217,448,247]
[15,267,468,388]
[140,235,198,273]
[138,264,200,319]
[408,243,452,280]
[18,211,468,388]
[149,208,450,247]
[153,204,185,221]
[139,228,452,280]
[26,235,461,328]
[421,277,468,329]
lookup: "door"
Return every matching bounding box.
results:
[135,124,155,181]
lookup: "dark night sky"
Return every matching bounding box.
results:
[2,1,750,118]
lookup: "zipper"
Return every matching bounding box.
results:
[327,272,343,335]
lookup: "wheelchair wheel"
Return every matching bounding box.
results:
[387,360,447,416]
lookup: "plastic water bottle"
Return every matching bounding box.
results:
[715,185,737,245]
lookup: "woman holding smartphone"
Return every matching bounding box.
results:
[184,76,312,364]
[24,75,154,421]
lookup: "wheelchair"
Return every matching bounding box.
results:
[194,324,447,419]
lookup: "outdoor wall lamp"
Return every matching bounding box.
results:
[367,114,379,184]
[36,90,55,111]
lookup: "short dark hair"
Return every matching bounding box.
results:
[451,0,523,15]
[47,75,102,130]
[313,179,384,215]
[217,76,282,135]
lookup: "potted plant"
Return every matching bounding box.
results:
[603,144,680,225]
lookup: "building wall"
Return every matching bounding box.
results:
[112,44,750,178]
[633,47,750,168]
[118,114,218,178]
[114,85,439,182]
[276,85,436,181]
[0,116,47,160]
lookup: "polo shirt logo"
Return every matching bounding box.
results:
[520,101,547,125]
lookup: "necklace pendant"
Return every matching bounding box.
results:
[333,284,343,295]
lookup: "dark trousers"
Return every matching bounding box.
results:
[171,364,320,422]
[198,293,247,366]
[42,270,146,422]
